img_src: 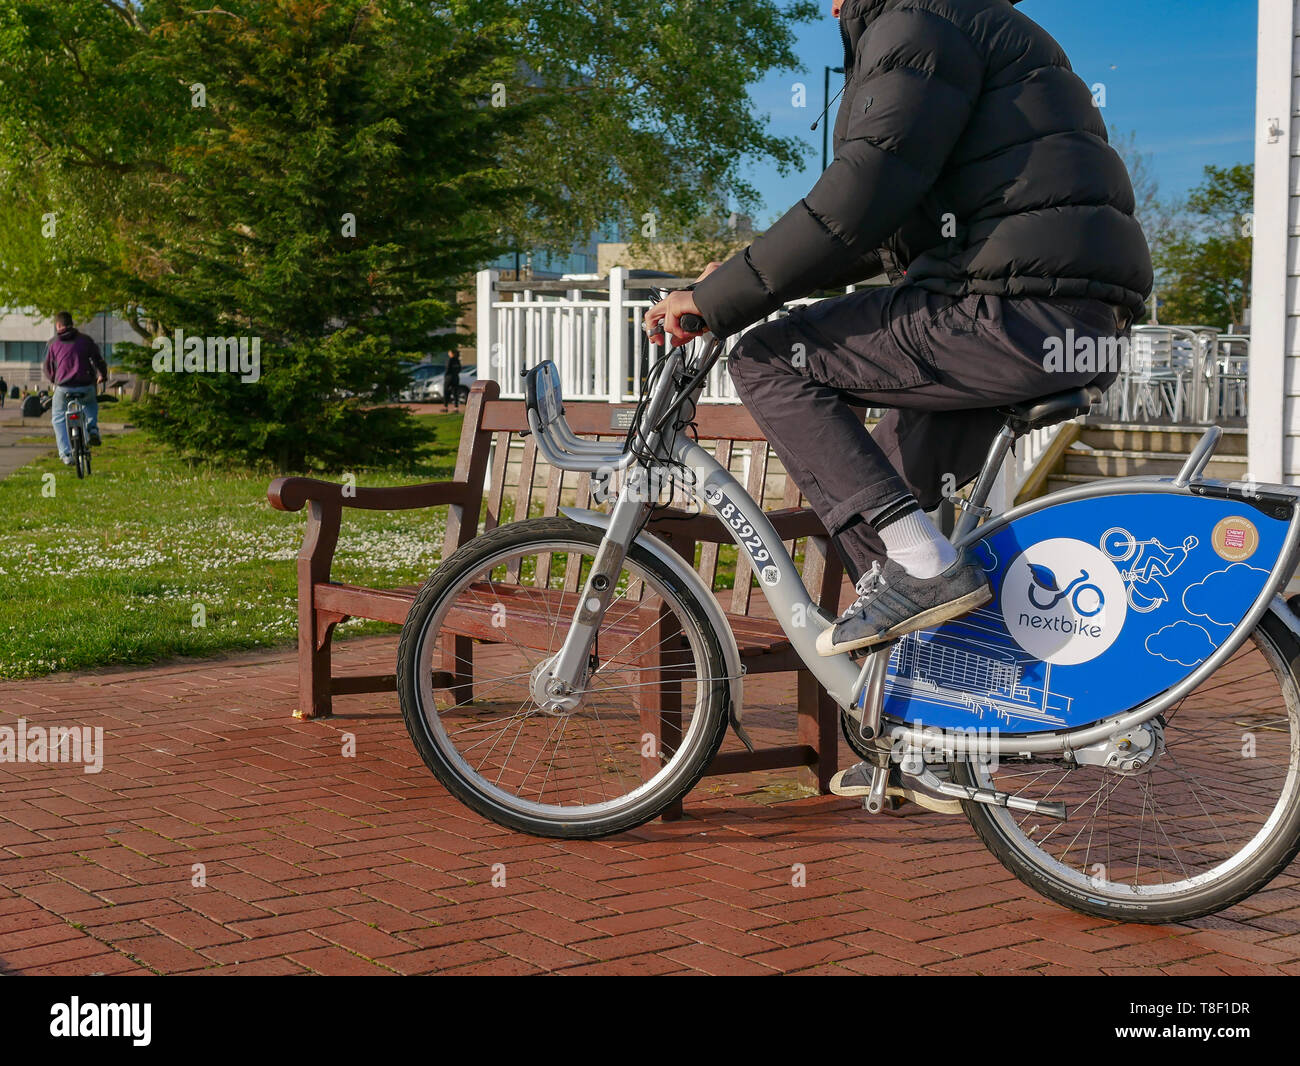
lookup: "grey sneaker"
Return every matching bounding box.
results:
[816,548,991,656]
[829,760,963,815]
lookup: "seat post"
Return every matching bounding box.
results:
[952,423,1018,542]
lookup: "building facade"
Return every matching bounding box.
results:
[1251,0,1299,482]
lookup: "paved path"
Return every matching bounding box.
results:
[2,636,1299,975]
[0,405,51,479]
[0,402,131,479]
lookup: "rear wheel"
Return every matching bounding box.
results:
[71,429,87,479]
[397,517,731,838]
[954,611,1300,922]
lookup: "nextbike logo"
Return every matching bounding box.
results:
[1001,538,1127,665]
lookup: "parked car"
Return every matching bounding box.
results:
[426,364,477,405]
[398,363,443,403]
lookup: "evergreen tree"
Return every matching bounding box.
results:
[0,0,534,469]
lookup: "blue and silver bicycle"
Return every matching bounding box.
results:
[398,317,1300,923]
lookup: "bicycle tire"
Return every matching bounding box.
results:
[953,610,1300,922]
[397,517,731,838]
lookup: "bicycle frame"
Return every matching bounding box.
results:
[526,341,1300,759]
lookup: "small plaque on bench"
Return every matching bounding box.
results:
[610,409,637,430]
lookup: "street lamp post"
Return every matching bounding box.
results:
[821,65,845,172]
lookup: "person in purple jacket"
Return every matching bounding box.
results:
[44,312,108,465]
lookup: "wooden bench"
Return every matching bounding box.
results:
[267,379,847,811]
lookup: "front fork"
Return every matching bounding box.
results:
[536,478,652,706]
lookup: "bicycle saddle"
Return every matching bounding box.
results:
[1000,385,1103,435]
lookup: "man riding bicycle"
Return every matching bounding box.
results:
[646,0,1152,660]
[45,312,108,467]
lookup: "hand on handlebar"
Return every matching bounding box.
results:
[644,288,708,346]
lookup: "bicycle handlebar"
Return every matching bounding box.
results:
[649,312,708,342]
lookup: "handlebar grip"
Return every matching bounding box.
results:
[679,313,707,334]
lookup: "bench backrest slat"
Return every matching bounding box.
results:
[485,429,511,533]
[504,434,539,584]
[731,444,770,614]
[441,383,496,558]
[695,440,733,590]
[562,466,593,593]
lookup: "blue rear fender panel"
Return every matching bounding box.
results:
[882,493,1291,732]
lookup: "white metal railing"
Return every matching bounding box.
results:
[477,267,834,404]
[988,423,1059,513]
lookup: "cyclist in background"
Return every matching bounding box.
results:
[44,312,108,466]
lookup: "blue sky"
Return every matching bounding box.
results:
[740,0,1259,224]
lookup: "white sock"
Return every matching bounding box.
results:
[872,503,956,579]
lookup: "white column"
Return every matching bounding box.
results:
[608,267,627,404]
[476,268,499,387]
[1248,0,1293,483]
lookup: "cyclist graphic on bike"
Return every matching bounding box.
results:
[1101,528,1198,612]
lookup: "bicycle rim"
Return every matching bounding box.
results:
[955,621,1300,919]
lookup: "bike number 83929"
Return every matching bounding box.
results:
[716,498,771,565]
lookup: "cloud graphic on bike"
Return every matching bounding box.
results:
[1145,620,1217,667]
[1182,563,1269,627]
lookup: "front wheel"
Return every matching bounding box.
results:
[397,517,732,838]
[954,611,1300,922]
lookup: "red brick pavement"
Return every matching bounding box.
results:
[2,636,1300,976]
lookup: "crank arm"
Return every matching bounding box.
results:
[847,642,893,741]
[916,768,1069,821]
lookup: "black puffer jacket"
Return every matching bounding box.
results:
[694,0,1153,337]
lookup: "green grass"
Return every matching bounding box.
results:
[0,411,466,680]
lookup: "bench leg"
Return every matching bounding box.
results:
[638,603,685,822]
[797,670,839,794]
[297,610,343,720]
[443,635,474,706]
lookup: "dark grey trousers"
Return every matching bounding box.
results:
[727,285,1124,580]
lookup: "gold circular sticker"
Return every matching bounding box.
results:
[1211,516,1259,562]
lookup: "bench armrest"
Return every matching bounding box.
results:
[268,475,476,514]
